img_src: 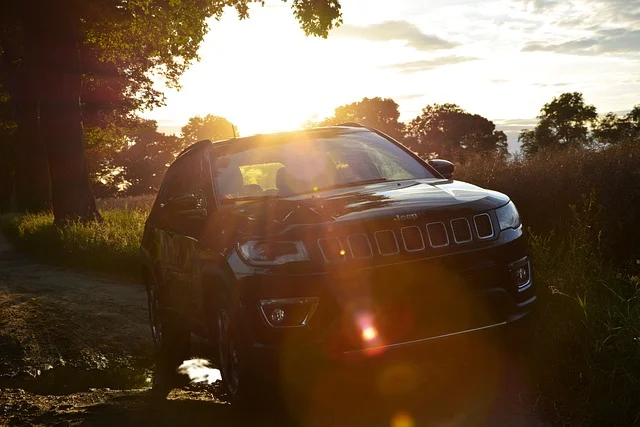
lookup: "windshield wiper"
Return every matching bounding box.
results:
[299,178,391,195]
[220,195,281,204]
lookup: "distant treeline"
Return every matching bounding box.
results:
[0,90,638,207]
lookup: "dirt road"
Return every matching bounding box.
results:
[0,233,551,426]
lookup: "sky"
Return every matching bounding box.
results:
[144,0,640,153]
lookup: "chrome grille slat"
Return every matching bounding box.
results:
[426,222,449,248]
[400,226,425,252]
[473,213,495,239]
[374,230,400,256]
[347,234,373,259]
[317,238,346,263]
[450,218,473,244]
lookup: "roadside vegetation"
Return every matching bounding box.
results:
[457,143,640,426]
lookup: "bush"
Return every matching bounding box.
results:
[0,208,148,280]
[527,193,640,426]
[456,143,640,264]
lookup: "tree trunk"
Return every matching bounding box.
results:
[13,74,51,212]
[0,16,50,212]
[0,142,15,212]
[22,1,100,224]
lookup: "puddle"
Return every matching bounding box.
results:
[178,359,221,384]
[0,358,222,395]
[0,365,152,395]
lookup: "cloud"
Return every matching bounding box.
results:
[495,118,539,130]
[522,28,640,55]
[533,82,571,87]
[333,21,458,51]
[384,56,478,73]
[517,0,640,27]
[396,94,425,100]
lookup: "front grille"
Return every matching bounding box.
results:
[426,222,449,247]
[450,218,472,243]
[347,234,373,259]
[318,212,497,263]
[401,226,425,252]
[374,230,399,255]
[474,213,494,239]
[318,238,346,262]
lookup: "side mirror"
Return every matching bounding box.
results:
[161,194,207,217]
[429,159,454,179]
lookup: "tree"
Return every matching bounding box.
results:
[315,97,405,141]
[519,92,597,156]
[115,120,184,196]
[181,115,238,144]
[0,8,51,213]
[0,0,343,224]
[592,107,640,145]
[0,81,17,212]
[405,104,508,161]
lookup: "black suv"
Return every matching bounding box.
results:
[140,124,535,402]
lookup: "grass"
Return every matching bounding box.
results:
[0,208,149,280]
[525,193,640,426]
[1,144,640,425]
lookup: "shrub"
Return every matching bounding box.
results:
[527,193,640,425]
[456,143,640,264]
[0,208,147,280]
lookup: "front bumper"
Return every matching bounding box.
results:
[233,228,536,377]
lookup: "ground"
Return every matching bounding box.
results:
[0,233,551,427]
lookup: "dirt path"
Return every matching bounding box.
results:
[0,233,552,427]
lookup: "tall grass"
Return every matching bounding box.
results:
[0,207,148,280]
[456,143,640,264]
[527,193,640,426]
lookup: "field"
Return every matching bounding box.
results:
[1,143,639,426]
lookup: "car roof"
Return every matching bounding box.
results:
[176,125,371,160]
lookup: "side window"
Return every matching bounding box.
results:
[158,155,203,203]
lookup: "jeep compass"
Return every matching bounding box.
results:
[139,124,536,403]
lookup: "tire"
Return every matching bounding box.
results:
[216,290,270,407]
[146,269,190,400]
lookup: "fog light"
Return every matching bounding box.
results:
[259,297,319,328]
[509,257,532,291]
[270,308,285,325]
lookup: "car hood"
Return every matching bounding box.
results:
[224,179,510,233]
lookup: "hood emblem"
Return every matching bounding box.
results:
[394,213,418,221]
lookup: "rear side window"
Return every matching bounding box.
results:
[157,153,205,204]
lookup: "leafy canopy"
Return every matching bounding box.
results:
[181,114,238,143]
[315,97,405,141]
[405,103,508,160]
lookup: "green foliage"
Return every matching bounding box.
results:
[456,142,640,263]
[181,114,238,144]
[313,97,405,141]
[520,92,598,156]
[0,205,150,280]
[526,194,640,426]
[405,103,508,161]
[592,107,640,145]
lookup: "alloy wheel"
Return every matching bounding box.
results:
[148,282,163,350]
[218,309,241,396]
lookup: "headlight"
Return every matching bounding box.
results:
[239,240,309,265]
[496,201,521,230]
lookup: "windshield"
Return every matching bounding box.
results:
[211,130,434,201]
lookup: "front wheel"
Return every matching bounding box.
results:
[147,271,190,400]
[217,304,273,407]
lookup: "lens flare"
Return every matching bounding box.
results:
[391,411,414,427]
[361,325,378,342]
